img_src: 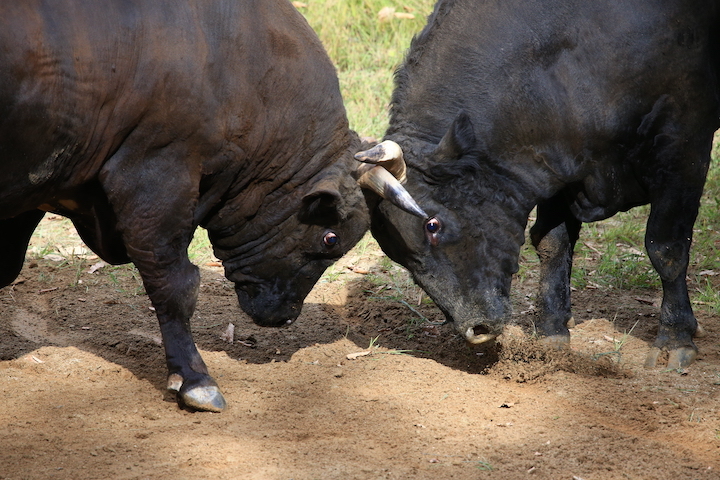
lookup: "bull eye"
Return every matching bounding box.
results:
[425,217,441,246]
[323,231,339,247]
[425,217,441,234]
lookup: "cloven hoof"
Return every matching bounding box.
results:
[644,346,697,370]
[180,385,227,413]
[539,335,570,349]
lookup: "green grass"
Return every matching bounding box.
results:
[592,318,640,363]
[297,0,435,138]
[693,278,720,315]
[474,460,494,471]
[363,334,416,355]
[188,227,215,265]
[570,206,660,291]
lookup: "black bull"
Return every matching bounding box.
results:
[356,0,720,369]
[0,0,422,412]
[3,0,718,413]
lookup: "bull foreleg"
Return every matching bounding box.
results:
[529,196,581,346]
[135,250,226,411]
[101,153,226,412]
[0,210,45,288]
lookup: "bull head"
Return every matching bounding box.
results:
[355,140,427,219]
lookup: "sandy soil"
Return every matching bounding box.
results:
[1,217,719,480]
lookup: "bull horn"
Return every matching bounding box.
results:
[355,140,407,182]
[357,165,427,219]
[355,140,426,218]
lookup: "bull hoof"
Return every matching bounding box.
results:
[644,347,697,370]
[167,373,183,392]
[166,373,227,412]
[540,335,570,349]
[666,347,697,370]
[180,385,227,413]
[644,347,661,368]
[566,317,576,329]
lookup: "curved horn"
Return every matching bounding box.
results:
[357,165,427,219]
[354,140,407,182]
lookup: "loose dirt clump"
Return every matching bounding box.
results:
[491,325,630,383]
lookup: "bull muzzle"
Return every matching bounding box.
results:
[456,318,503,345]
[355,140,427,219]
[464,325,498,345]
[234,284,302,328]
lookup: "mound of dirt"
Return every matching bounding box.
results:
[490,325,631,383]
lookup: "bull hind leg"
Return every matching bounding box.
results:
[639,111,716,369]
[644,194,703,370]
[529,196,581,347]
[0,210,45,287]
[101,149,225,412]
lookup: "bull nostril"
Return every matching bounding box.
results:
[464,325,496,345]
[473,325,490,336]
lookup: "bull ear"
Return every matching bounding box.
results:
[435,111,476,160]
[300,182,342,225]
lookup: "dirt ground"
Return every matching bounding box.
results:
[1,217,719,480]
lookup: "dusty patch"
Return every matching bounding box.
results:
[1,221,719,480]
